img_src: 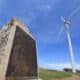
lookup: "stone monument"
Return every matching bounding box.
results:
[0,18,39,80]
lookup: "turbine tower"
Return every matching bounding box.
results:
[61,17,76,73]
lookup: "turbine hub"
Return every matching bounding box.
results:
[64,19,71,26]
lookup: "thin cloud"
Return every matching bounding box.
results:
[22,0,61,24]
[40,5,52,14]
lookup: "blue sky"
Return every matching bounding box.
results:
[0,0,80,70]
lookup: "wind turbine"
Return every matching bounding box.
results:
[58,6,80,73]
[61,16,76,73]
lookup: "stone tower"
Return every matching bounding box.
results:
[0,18,38,80]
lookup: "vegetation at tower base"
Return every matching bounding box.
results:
[39,68,80,80]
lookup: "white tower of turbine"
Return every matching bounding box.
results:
[61,17,76,73]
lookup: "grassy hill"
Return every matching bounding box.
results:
[39,69,80,80]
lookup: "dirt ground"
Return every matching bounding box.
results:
[54,74,80,80]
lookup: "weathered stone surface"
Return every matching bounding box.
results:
[0,18,38,80]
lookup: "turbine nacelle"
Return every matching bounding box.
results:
[64,20,71,26]
[61,16,71,27]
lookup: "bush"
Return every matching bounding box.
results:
[63,68,72,72]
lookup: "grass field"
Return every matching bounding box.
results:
[39,69,80,80]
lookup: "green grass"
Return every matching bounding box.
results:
[39,69,72,80]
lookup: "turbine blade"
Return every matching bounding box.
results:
[61,16,65,22]
[69,6,80,19]
[57,25,65,42]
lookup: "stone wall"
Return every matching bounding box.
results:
[6,26,38,79]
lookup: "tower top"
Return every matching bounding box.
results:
[1,17,35,40]
[9,18,30,33]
